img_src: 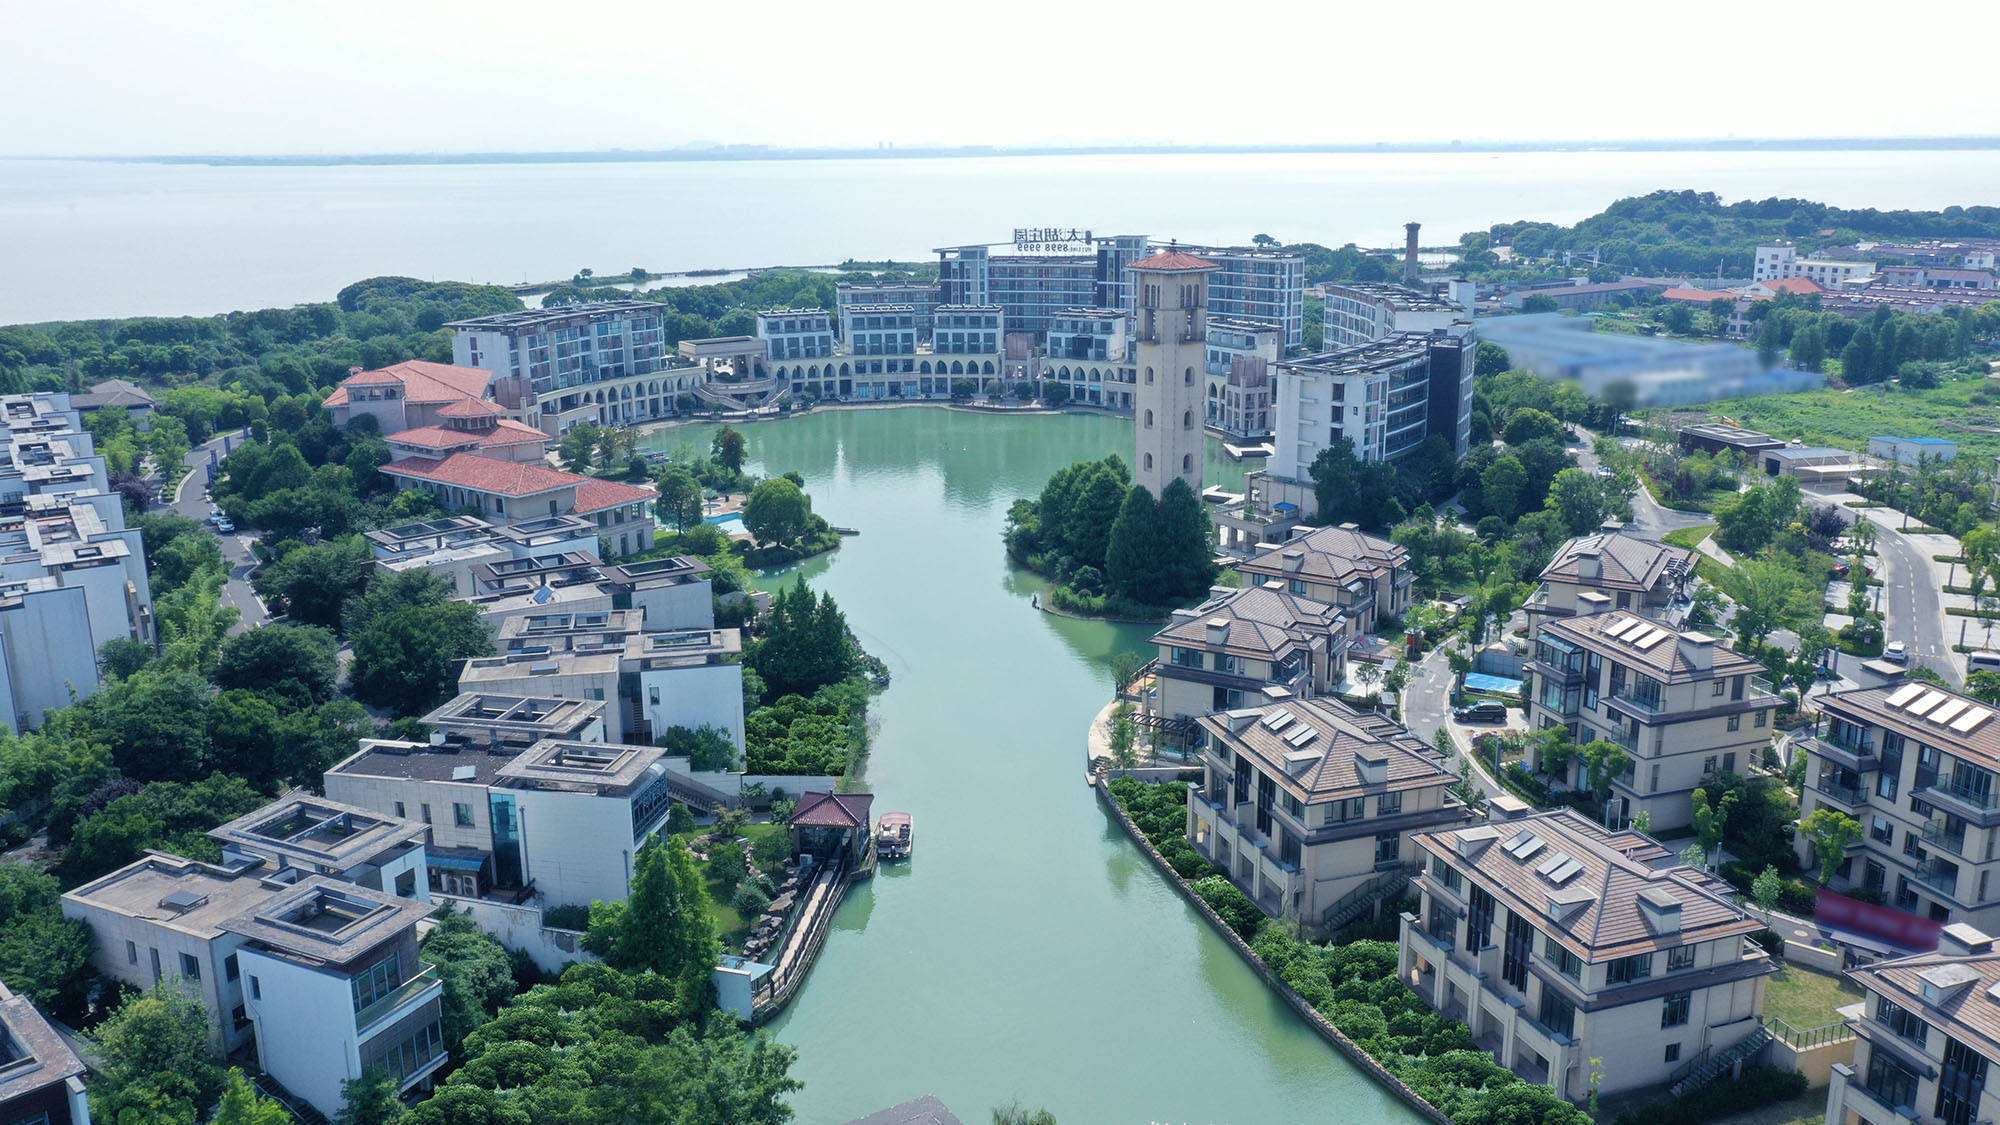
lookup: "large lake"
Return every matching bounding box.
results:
[7,149,2000,323]
[639,407,1403,1125]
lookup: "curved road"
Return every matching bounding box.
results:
[169,432,268,632]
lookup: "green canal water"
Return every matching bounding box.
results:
[640,408,1419,1125]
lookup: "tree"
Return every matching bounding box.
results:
[1690,786,1739,869]
[349,601,494,716]
[1729,555,1822,651]
[742,477,812,547]
[993,1105,1059,1125]
[254,534,373,629]
[1801,807,1862,884]
[1107,704,1139,770]
[213,625,339,707]
[1480,455,1527,522]
[1543,468,1612,537]
[1752,864,1785,912]
[656,466,705,533]
[213,1069,291,1125]
[1104,485,1164,605]
[1715,475,1803,555]
[1154,478,1219,603]
[335,1068,406,1125]
[1502,408,1565,448]
[1966,671,2000,706]
[558,421,602,473]
[712,426,747,473]
[1658,303,1696,335]
[1109,649,1149,694]
[421,909,516,1054]
[1576,740,1631,802]
[1790,320,1828,371]
[1473,342,1511,378]
[89,979,224,1125]
[585,836,719,1019]
[657,725,739,772]
[746,579,853,699]
[0,864,95,1020]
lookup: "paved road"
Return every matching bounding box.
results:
[169,433,268,632]
[1570,432,1711,539]
[1403,643,1508,802]
[1858,508,1957,680]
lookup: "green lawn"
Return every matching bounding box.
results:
[1702,376,2000,462]
[1662,525,1715,550]
[677,823,794,951]
[1764,965,1863,1031]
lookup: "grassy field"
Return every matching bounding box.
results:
[1697,376,2000,461]
[678,823,793,950]
[1662,526,1715,550]
[1764,964,1863,1030]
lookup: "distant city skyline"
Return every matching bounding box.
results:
[7,0,1999,157]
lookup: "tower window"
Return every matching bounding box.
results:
[1184,367,1194,385]
[1183,410,1193,429]
[1144,453,1154,471]
[1144,410,1154,429]
[1145,367,1154,384]
[1182,454,1193,474]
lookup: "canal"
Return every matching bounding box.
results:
[639,407,1421,1125]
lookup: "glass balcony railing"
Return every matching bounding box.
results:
[1922,819,1969,858]
[1926,777,2000,811]
[1814,780,1867,807]
[354,964,440,1034]
[1913,861,1959,896]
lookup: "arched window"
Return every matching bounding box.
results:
[1184,367,1194,386]
[1182,454,1193,474]
[1183,410,1193,429]
[1144,453,1154,471]
[1145,367,1154,384]
[1144,410,1154,429]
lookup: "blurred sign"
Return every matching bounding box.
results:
[1816,888,1943,952]
[1013,227,1092,253]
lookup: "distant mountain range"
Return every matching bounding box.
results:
[76,136,2000,167]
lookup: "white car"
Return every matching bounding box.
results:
[1883,641,1908,663]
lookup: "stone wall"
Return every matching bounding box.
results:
[1093,779,1453,1125]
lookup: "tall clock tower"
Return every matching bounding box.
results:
[1130,246,1218,498]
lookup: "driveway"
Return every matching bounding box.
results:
[168,432,269,632]
[1571,430,1712,539]
[1404,643,1509,802]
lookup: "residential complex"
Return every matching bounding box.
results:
[459,621,743,746]
[0,394,156,730]
[1526,527,1697,626]
[1042,308,1135,409]
[1524,612,1774,831]
[1205,317,1279,437]
[325,363,658,557]
[61,854,446,1118]
[1402,809,1774,1102]
[1229,524,1414,635]
[0,980,90,1125]
[1797,682,2000,928]
[1146,585,1351,735]
[448,302,675,434]
[1829,923,2000,1125]
[365,513,602,596]
[1188,695,1473,930]
[1321,282,1467,350]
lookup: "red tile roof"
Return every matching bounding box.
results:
[572,477,658,514]
[1129,249,1219,273]
[438,398,501,418]
[323,361,493,408]
[385,419,549,452]
[380,453,582,497]
[789,791,873,829]
[1762,277,1825,296]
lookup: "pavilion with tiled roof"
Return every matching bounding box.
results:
[789,791,875,866]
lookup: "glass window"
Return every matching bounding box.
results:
[454,802,475,828]
[352,954,403,1013]
[1378,791,1403,816]
[1667,945,1696,972]
[1879,998,1930,1045]
[179,953,200,980]
[1661,991,1691,1027]
[1607,953,1653,984]
[225,953,239,981]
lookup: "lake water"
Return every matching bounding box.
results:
[638,407,1411,1125]
[7,149,2000,323]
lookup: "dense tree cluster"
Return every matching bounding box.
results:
[747,580,854,700]
[1005,456,1216,612]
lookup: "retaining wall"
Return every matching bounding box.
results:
[1094,779,1453,1125]
[1769,1032,1855,1087]
[434,894,595,974]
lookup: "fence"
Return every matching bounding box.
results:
[1768,1015,1854,1051]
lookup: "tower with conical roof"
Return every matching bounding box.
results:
[1130,246,1218,498]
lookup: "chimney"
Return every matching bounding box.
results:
[1280,549,1304,573]
[1678,631,1715,671]
[1638,885,1683,934]
[1204,618,1230,645]
[1575,548,1601,581]
[1404,222,1422,283]
[1487,794,1532,821]
[1356,747,1389,786]
[1940,922,1994,957]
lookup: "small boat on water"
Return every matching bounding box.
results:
[876,812,912,860]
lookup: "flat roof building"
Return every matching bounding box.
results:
[0,980,90,1125]
[448,301,672,433]
[1322,282,1466,350]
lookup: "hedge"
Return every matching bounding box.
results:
[1608,1066,1807,1125]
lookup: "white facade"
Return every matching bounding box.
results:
[639,662,746,748]
[755,309,836,363]
[1267,326,1476,484]
[1132,253,1217,498]
[449,302,673,434]
[1869,436,1959,465]
[1321,282,1465,350]
[1753,242,1876,287]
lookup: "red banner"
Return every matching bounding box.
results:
[1815,889,1944,953]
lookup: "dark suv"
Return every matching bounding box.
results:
[1453,700,1508,724]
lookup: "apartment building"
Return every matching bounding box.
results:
[1829,923,2000,1125]
[1205,318,1280,437]
[1043,308,1134,408]
[448,302,674,434]
[1402,809,1774,1102]
[1180,245,1307,349]
[1753,243,1877,287]
[1321,282,1466,350]
[458,621,742,745]
[229,879,447,1116]
[325,737,733,909]
[1526,528,1697,626]
[420,692,608,753]
[366,513,601,596]
[1187,695,1472,930]
[1256,327,1476,519]
[756,309,836,364]
[833,282,937,336]
[0,980,90,1125]
[1524,612,1775,831]
[1797,683,2000,928]
[1232,524,1412,636]
[1147,585,1350,733]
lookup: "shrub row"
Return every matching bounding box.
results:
[1607,1066,1807,1125]
[1720,860,1818,917]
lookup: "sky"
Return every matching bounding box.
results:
[6,0,1999,157]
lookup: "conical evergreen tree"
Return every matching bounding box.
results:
[1157,478,1219,602]
[1105,485,1162,604]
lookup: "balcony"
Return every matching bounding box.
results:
[1916,777,2000,824]
[1912,859,1959,896]
[1607,689,1667,717]
[1812,780,1868,808]
[1921,819,1969,858]
[1808,735,1881,773]
[354,963,441,1035]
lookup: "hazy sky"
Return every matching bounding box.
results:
[6,0,1998,156]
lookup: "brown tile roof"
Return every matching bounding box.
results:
[1540,611,1762,683]
[1130,249,1219,273]
[1236,524,1407,588]
[1415,808,1762,960]
[572,477,658,514]
[1761,277,1825,295]
[1540,531,1696,593]
[323,361,493,407]
[1662,287,1741,303]
[1198,695,1453,802]
[0,982,86,1103]
[385,419,549,451]
[381,453,582,498]
[1821,683,2000,770]
[1152,585,1344,660]
[790,791,873,829]
[1850,947,2000,1063]
[438,398,502,418]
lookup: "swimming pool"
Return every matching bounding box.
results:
[703,513,745,533]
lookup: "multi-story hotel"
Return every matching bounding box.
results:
[1524,612,1775,831]
[1402,809,1774,1102]
[1797,682,2000,928]
[448,302,679,434]
[1180,245,1307,349]
[1205,317,1280,437]
[1525,527,1698,626]
[755,309,836,364]
[1230,524,1413,635]
[1187,695,1473,930]
[1042,308,1135,409]
[1829,923,2000,1125]
[1321,281,1468,350]
[1146,584,1351,735]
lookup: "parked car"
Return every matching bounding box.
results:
[1453,700,1508,724]
[1883,641,1908,663]
[213,517,235,534]
[1970,650,2000,673]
